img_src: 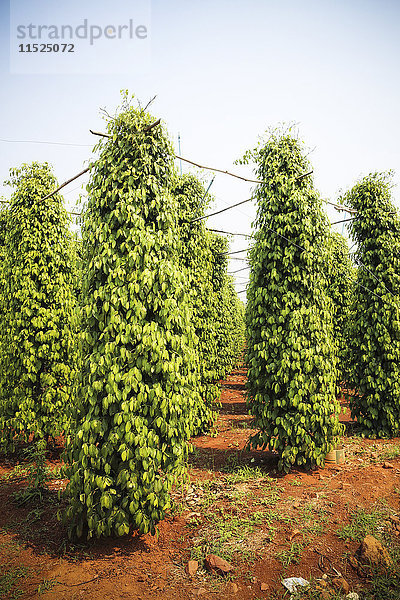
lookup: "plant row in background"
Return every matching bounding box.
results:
[175,174,245,425]
[0,98,244,539]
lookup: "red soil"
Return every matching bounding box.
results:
[0,366,399,599]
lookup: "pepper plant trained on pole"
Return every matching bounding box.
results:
[344,173,400,437]
[64,100,203,539]
[175,175,245,427]
[326,231,355,384]
[0,163,76,451]
[243,130,343,472]
[210,233,245,379]
[0,206,9,370]
[174,174,219,428]
[0,204,8,297]
[0,204,7,248]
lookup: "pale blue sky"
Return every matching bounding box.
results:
[1,0,400,293]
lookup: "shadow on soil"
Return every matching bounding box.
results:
[220,382,246,392]
[188,444,279,473]
[219,400,249,415]
[0,476,151,562]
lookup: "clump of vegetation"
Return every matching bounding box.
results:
[326,231,356,384]
[13,440,50,505]
[0,163,77,452]
[344,172,400,437]
[64,98,205,538]
[337,506,385,542]
[242,129,343,472]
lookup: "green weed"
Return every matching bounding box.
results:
[223,464,267,484]
[289,478,303,486]
[13,441,49,505]
[337,506,386,541]
[190,507,271,565]
[381,444,400,461]
[362,561,400,600]
[276,540,305,567]
[0,464,29,483]
[0,565,28,600]
[38,578,59,595]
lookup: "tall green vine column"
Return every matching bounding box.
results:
[344,173,400,437]
[0,206,9,387]
[174,175,245,426]
[243,131,342,472]
[0,163,76,451]
[64,103,202,538]
[0,205,8,300]
[226,283,246,368]
[174,174,219,429]
[209,234,245,379]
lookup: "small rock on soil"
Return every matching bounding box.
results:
[187,560,198,576]
[357,535,392,568]
[205,554,234,575]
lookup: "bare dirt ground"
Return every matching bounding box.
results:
[1,365,400,600]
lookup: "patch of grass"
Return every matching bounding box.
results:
[170,499,185,516]
[0,565,29,600]
[381,444,400,461]
[261,480,284,505]
[38,578,59,595]
[256,492,281,509]
[363,564,400,600]
[0,464,29,483]
[337,506,386,541]
[192,481,222,510]
[190,506,272,566]
[232,420,251,429]
[25,507,45,524]
[289,478,302,486]
[276,540,305,568]
[298,502,330,535]
[0,532,21,551]
[223,464,266,484]
[209,508,262,545]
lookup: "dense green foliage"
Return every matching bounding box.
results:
[243,131,342,472]
[174,175,219,425]
[0,206,8,365]
[70,234,84,305]
[221,279,246,372]
[326,232,355,383]
[64,105,204,539]
[0,204,8,293]
[209,234,245,378]
[0,163,76,450]
[344,173,400,437]
[175,175,245,424]
[0,204,8,248]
